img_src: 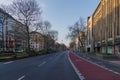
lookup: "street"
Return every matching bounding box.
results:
[1,51,120,80]
[0,51,80,80]
[1,0,120,80]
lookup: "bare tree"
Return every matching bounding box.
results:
[3,0,42,52]
[35,20,51,35]
[34,20,52,51]
[34,21,43,32]
[48,30,58,41]
[69,41,76,50]
[67,17,86,52]
[0,5,9,13]
[35,21,58,41]
[42,21,51,36]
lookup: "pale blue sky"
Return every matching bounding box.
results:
[38,0,100,46]
[0,0,100,46]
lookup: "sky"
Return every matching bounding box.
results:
[0,0,100,46]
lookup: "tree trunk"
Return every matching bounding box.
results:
[26,24,30,53]
[27,33,30,53]
[78,37,85,53]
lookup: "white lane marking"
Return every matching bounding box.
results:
[18,75,25,80]
[74,53,120,75]
[4,61,14,64]
[68,54,85,80]
[38,61,46,67]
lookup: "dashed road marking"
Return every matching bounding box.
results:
[18,75,25,80]
[4,61,14,64]
[38,61,46,67]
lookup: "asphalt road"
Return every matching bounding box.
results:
[0,51,80,80]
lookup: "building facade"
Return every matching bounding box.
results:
[90,0,120,55]
[0,10,4,50]
[92,1,102,53]
[30,31,45,51]
[86,16,93,52]
[14,21,27,51]
[0,9,16,51]
[0,8,27,52]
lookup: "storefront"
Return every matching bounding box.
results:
[94,42,101,53]
[101,41,113,54]
[114,40,120,56]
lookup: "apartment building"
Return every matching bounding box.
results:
[89,0,120,55]
[30,31,45,51]
[43,35,55,50]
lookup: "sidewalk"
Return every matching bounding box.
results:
[75,51,120,65]
[87,53,120,66]
[110,61,120,65]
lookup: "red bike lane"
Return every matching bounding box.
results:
[69,53,120,80]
